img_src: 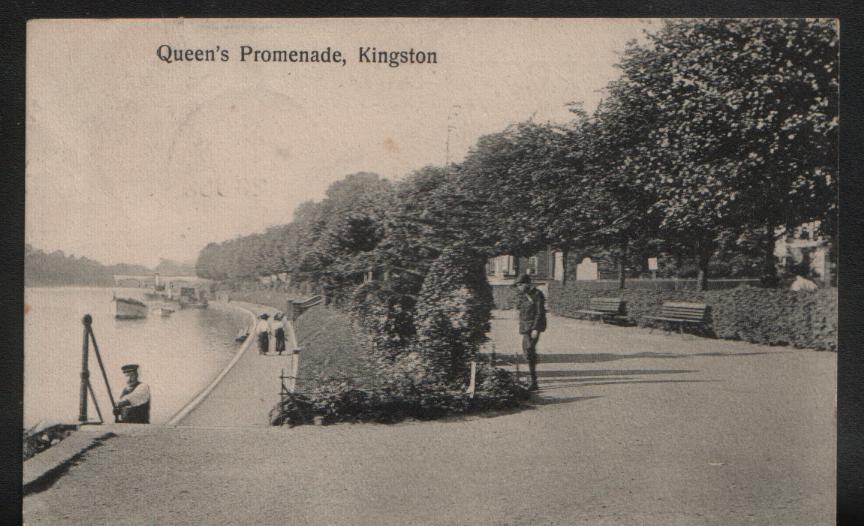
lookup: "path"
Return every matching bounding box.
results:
[171,301,291,427]
[23,310,836,525]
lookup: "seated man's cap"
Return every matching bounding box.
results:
[260,313,270,319]
[513,274,532,286]
[121,364,139,373]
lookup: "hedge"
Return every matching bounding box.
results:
[547,282,837,351]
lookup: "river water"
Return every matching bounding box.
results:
[24,287,249,428]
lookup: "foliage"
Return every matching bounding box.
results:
[599,19,838,285]
[25,244,152,287]
[412,245,494,381]
[269,364,528,427]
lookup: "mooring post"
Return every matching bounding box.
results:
[79,314,92,423]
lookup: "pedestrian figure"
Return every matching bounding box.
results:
[256,313,272,355]
[513,274,546,390]
[274,312,287,355]
[114,364,151,424]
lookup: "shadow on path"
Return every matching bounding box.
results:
[530,395,603,406]
[536,368,698,378]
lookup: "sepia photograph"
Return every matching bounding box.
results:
[22,18,837,524]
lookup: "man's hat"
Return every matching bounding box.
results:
[260,313,270,319]
[121,364,139,373]
[274,311,283,320]
[513,274,532,286]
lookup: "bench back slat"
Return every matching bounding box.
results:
[658,302,709,321]
[588,297,624,314]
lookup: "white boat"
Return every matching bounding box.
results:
[114,297,148,319]
[158,306,175,317]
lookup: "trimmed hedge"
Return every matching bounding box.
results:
[547,282,837,351]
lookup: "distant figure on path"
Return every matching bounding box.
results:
[514,274,546,390]
[114,364,151,424]
[274,312,287,355]
[256,313,272,355]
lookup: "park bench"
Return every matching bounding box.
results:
[644,302,711,334]
[576,297,628,324]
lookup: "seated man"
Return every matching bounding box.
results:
[114,364,151,424]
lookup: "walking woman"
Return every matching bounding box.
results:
[255,313,272,355]
[274,312,287,356]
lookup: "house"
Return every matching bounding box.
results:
[486,247,619,286]
[774,221,834,285]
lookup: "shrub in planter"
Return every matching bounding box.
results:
[269,362,528,427]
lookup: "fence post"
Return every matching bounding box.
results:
[290,348,302,392]
[467,361,477,398]
[79,315,92,423]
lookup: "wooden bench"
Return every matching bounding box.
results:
[576,297,628,323]
[644,302,710,334]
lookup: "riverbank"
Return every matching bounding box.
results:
[23,309,835,524]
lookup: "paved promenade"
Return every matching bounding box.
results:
[23,310,836,525]
[171,301,291,427]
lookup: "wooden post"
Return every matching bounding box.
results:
[467,361,477,398]
[290,349,302,392]
[78,315,92,423]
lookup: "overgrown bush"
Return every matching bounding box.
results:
[412,246,494,381]
[350,280,418,366]
[547,281,837,350]
[269,365,528,427]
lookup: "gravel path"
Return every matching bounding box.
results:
[23,310,836,525]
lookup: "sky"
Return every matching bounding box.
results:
[27,18,655,268]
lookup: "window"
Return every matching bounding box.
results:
[526,256,538,275]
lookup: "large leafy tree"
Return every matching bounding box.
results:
[605,18,837,287]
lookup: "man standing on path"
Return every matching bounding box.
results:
[514,274,546,390]
[114,364,151,424]
[256,313,273,355]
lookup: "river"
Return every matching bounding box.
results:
[24,287,249,428]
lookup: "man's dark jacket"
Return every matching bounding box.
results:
[517,286,547,335]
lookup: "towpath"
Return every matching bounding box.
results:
[23,309,835,525]
[170,301,290,427]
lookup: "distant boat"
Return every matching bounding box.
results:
[143,291,167,301]
[178,286,209,309]
[114,297,148,319]
[235,328,249,342]
[157,305,175,317]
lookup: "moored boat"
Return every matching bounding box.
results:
[114,297,148,319]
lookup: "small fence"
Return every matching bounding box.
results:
[285,295,323,321]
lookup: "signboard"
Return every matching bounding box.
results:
[648,257,658,271]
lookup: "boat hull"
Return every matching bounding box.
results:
[115,298,148,319]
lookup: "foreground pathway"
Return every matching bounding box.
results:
[23,311,835,525]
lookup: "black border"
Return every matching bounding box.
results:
[2,2,862,524]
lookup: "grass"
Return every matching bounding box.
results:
[292,305,372,386]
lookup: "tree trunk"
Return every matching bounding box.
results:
[617,239,628,290]
[561,248,569,286]
[761,221,779,288]
[696,238,714,291]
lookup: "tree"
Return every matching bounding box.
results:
[604,18,838,288]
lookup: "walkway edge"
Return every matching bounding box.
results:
[166,303,256,427]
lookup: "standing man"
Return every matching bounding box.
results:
[514,274,546,390]
[114,364,151,424]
